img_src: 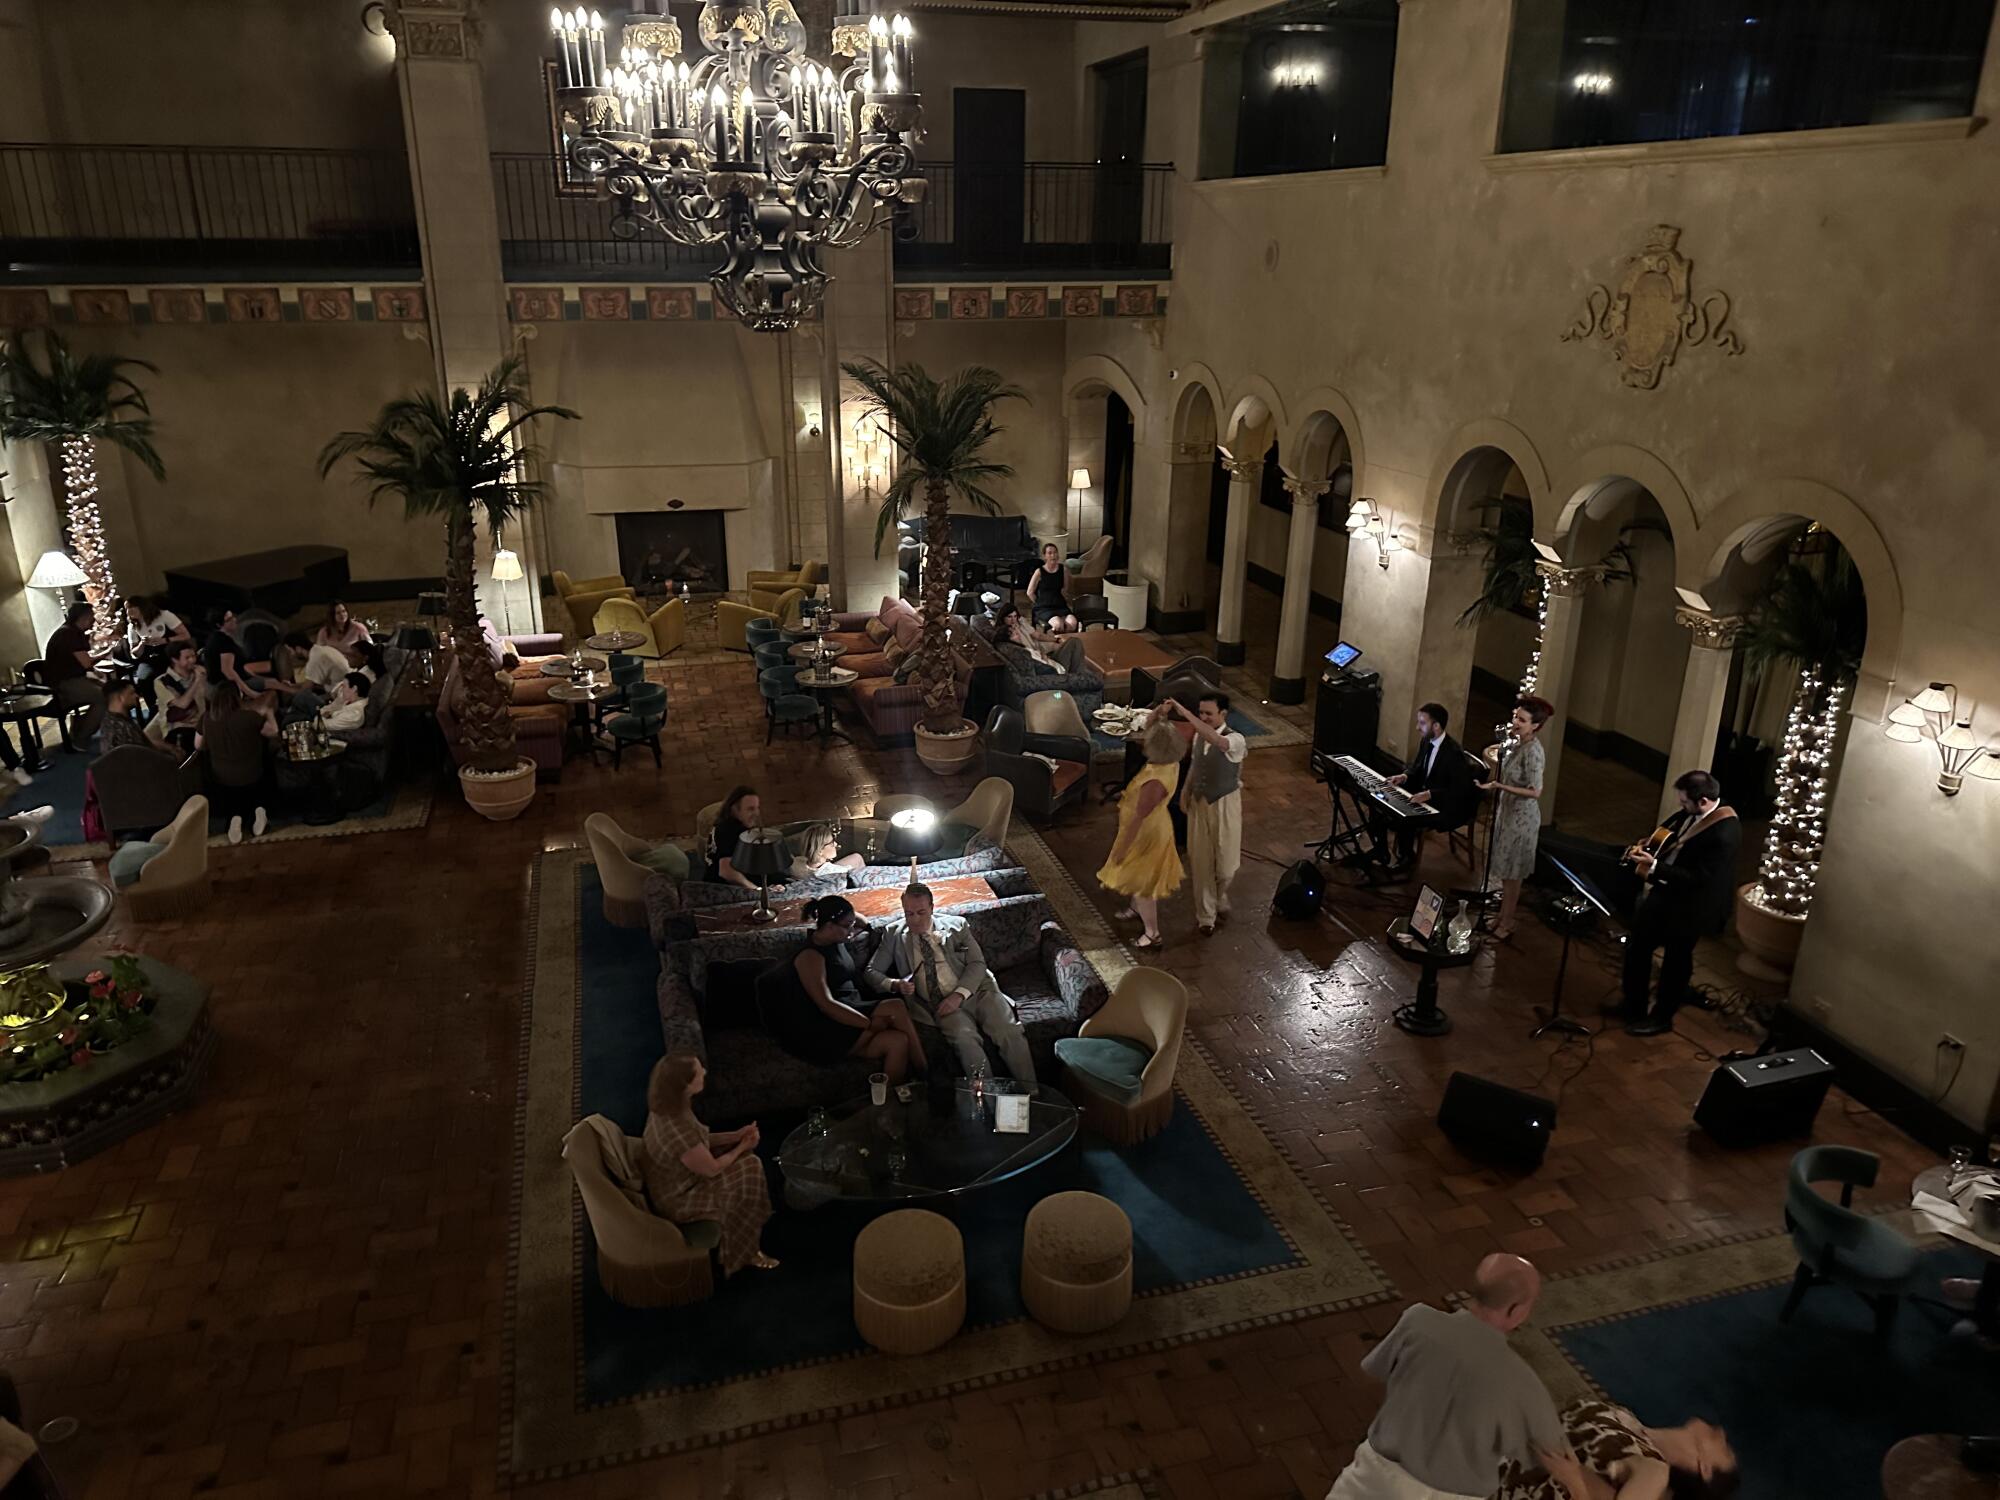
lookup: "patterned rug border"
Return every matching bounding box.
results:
[44,779,432,861]
[500,824,1393,1483]
[1027,1471,1164,1500]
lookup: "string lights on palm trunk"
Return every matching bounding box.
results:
[1747,665,1844,919]
[547,1,923,332]
[59,438,120,651]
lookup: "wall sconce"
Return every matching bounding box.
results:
[805,408,822,439]
[1345,498,1403,568]
[1884,681,2000,795]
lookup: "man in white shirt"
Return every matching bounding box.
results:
[318,673,371,735]
[1327,1254,1574,1500]
[864,883,1035,1083]
[1165,693,1247,936]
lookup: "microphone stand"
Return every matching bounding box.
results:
[1453,740,1507,933]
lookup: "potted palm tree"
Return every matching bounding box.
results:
[0,330,165,652]
[319,357,577,821]
[843,359,1023,773]
[1733,535,1866,977]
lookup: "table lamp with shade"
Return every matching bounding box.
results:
[885,807,941,877]
[27,551,86,596]
[733,828,794,924]
[490,547,523,635]
[1067,467,1091,547]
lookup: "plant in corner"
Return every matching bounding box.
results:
[0,329,166,652]
[842,359,1023,770]
[318,357,576,820]
[1732,533,1866,976]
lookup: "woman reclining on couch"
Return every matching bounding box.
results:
[763,895,927,1083]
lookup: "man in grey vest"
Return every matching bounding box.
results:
[1165,692,1247,936]
[864,883,1036,1082]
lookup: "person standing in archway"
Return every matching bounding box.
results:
[1162,693,1246,937]
[1618,770,1739,1037]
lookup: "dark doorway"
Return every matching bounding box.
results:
[954,88,1026,261]
[1205,451,1231,566]
[1092,51,1148,246]
[1102,392,1135,570]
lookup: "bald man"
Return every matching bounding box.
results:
[1326,1254,1572,1500]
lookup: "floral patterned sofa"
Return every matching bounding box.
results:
[656,887,1110,1122]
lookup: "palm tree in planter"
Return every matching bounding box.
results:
[1732,533,1866,978]
[843,359,1023,771]
[319,357,576,821]
[0,329,165,652]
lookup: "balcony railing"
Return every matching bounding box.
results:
[494,154,1174,281]
[0,144,419,276]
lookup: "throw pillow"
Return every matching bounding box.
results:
[882,637,908,668]
[864,618,892,646]
[637,842,691,879]
[891,613,923,651]
[1052,1035,1155,1106]
[108,841,165,888]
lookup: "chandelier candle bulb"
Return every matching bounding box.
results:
[868,14,888,89]
[892,14,913,86]
[589,10,606,85]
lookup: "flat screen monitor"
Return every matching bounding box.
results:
[1325,641,1363,671]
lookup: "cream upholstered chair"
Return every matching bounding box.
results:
[943,777,1013,854]
[593,595,687,659]
[1024,688,1092,745]
[583,813,655,927]
[1055,967,1189,1144]
[1068,536,1114,599]
[693,799,724,866]
[124,795,211,921]
[1021,1191,1133,1333]
[852,1208,965,1354]
[562,1117,718,1307]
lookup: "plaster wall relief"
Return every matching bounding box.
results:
[1561,224,1744,389]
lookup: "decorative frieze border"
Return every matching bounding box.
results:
[0,284,428,328]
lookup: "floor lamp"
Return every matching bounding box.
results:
[491,547,523,636]
[1067,468,1091,551]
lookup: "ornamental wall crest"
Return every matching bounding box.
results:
[1561,224,1743,390]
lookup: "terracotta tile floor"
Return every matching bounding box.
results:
[2,591,1930,1500]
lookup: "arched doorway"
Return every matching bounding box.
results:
[1153,379,1221,630]
[1213,394,1276,665]
[1441,447,1538,751]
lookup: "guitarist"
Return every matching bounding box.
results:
[1617,770,1740,1037]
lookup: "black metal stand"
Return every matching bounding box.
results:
[1388,927,1474,1037]
[1532,895,1594,1040]
[1452,771,1504,930]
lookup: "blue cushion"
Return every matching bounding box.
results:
[109,841,165,888]
[773,696,818,720]
[637,843,690,878]
[607,713,663,739]
[1053,1035,1154,1107]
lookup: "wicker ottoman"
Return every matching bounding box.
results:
[852,1209,966,1355]
[1021,1191,1133,1334]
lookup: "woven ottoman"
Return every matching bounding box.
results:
[852,1209,965,1355]
[1020,1191,1133,1334]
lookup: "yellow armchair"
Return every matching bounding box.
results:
[745,559,824,595]
[748,580,812,621]
[721,588,805,648]
[593,595,686,659]
[554,568,635,638]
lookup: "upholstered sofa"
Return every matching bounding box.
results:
[553,570,636,638]
[437,659,566,775]
[91,744,204,842]
[656,888,1109,1121]
[818,596,999,744]
[994,639,1105,717]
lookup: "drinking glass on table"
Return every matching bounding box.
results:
[1950,1144,1974,1187]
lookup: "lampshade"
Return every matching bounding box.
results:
[885,807,940,859]
[1939,719,1980,752]
[491,548,524,582]
[1345,508,1369,532]
[1911,683,1956,715]
[27,551,86,590]
[417,591,447,616]
[1968,750,2000,781]
[732,828,794,881]
[1068,468,1092,490]
[1883,723,1924,743]
[1886,701,1926,728]
[1380,532,1405,555]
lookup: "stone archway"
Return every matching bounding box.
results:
[1214,386,1280,665]
[1265,407,1356,702]
[1147,378,1222,630]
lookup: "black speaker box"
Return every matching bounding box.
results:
[1438,1071,1555,1170]
[1272,860,1325,919]
[1693,1047,1834,1145]
[1314,670,1382,762]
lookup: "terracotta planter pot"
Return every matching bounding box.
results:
[460,759,538,822]
[912,719,980,775]
[1734,881,1807,980]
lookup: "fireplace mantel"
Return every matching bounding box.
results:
[553,460,776,514]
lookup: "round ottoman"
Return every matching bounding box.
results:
[1021,1191,1133,1334]
[852,1209,966,1355]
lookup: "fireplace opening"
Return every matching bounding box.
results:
[614,511,728,594]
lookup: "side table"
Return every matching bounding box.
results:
[1387,927,1475,1036]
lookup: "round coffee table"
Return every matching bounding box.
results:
[0,689,57,772]
[548,679,619,760]
[777,1079,1078,1207]
[541,656,607,679]
[586,631,647,654]
[788,640,848,663]
[277,738,348,825]
[793,664,858,746]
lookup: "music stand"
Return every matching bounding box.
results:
[1534,855,1615,1040]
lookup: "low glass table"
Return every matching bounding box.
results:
[777,1079,1077,1207]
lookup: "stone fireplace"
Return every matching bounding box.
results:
[614,511,729,594]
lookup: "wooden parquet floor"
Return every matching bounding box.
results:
[2,591,1929,1500]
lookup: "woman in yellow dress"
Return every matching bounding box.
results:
[1098,716,1187,950]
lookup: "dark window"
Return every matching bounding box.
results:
[1198,0,1399,179]
[1499,0,1996,153]
[1315,464,1356,532]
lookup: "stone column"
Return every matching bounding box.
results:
[1215,454,1259,666]
[1269,475,1329,703]
[1660,608,1746,820]
[1528,561,1594,823]
[1146,441,1214,632]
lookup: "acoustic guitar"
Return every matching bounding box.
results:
[1624,822,1675,868]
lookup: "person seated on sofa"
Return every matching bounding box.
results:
[317,673,372,735]
[765,895,927,1082]
[706,786,864,888]
[864,881,1035,1083]
[994,603,1096,679]
[1025,542,1081,634]
[316,601,372,661]
[195,678,277,843]
[155,643,206,751]
[640,1052,779,1275]
[97,677,178,756]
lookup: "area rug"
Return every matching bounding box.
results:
[1513,1227,1993,1499]
[503,825,1391,1482]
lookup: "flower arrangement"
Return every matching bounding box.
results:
[0,956,156,1086]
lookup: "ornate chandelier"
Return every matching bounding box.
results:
[548,2,923,332]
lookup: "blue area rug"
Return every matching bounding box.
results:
[1553,1245,1999,1498]
[572,865,1298,1404]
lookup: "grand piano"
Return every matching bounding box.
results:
[163,546,351,619]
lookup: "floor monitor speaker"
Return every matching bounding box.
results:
[1437,1071,1555,1170]
[1693,1047,1834,1145]
[1272,860,1325,920]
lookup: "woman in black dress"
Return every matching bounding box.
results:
[766,896,927,1081]
[1026,543,1079,633]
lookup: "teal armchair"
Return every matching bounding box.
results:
[1780,1145,1926,1341]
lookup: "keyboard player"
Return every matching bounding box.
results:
[1371,703,1479,873]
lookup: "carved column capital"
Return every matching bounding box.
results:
[1222,456,1262,483]
[1170,441,1211,465]
[1674,607,1747,649]
[1533,559,1601,597]
[1282,476,1330,505]
[387,0,483,59]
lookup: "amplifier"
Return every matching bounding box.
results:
[1693,1047,1834,1145]
[1437,1071,1555,1171]
[1314,670,1381,762]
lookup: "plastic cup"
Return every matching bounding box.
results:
[869,1073,888,1106]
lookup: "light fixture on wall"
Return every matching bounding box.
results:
[26,550,86,595]
[846,410,891,493]
[1067,467,1091,547]
[1345,498,1403,568]
[546,2,924,332]
[1884,681,2000,794]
